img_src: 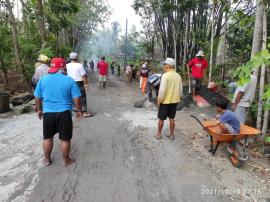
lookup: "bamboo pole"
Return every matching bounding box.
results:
[256,5,267,131]
[208,2,215,83]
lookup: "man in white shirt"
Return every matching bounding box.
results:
[67,52,91,117]
[232,74,257,124]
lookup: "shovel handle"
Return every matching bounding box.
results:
[186,65,191,93]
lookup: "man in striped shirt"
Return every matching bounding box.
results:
[146,74,162,103]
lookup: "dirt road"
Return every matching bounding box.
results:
[2,72,268,202]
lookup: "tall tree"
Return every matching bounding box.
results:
[5,0,24,74]
[36,0,46,48]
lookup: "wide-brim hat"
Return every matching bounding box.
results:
[38,54,50,63]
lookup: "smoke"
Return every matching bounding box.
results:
[79,21,122,61]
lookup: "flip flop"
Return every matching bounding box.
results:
[63,158,76,166]
[154,135,162,140]
[83,113,94,117]
[44,160,52,166]
[166,135,175,140]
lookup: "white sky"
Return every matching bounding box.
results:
[106,0,142,32]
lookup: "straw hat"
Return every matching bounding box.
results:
[38,54,50,63]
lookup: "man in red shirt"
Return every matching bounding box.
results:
[187,50,208,101]
[97,56,109,88]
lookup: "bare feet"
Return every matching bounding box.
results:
[44,159,52,166]
[63,158,76,166]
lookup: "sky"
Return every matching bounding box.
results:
[106,0,142,32]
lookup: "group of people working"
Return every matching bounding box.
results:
[143,50,257,158]
[32,48,257,166]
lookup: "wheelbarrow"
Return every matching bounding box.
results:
[191,115,261,168]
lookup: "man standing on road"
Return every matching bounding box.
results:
[140,62,150,94]
[111,60,115,75]
[32,54,50,89]
[187,50,208,102]
[67,52,91,117]
[90,60,95,72]
[97,56,109,88]
[231,74,257,124]
[155,58,183,140]
[34,58,82,166]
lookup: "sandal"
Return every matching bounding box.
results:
[166,135,175,140]
[154,135,162,140]
[83,112,94,117]
[63,158,76,166]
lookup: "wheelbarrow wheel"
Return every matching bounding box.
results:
[228,154,244,168]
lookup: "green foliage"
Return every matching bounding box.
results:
[45,0,80,33]
[0,22,13,74]
[39,47,55,59]
[227,8,255,65]
[0,0,111,84]
[19,21,41,79]
[234,44,270,109]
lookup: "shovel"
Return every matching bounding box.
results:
[186,64,191,94]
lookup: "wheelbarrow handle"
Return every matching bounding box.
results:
[190,115,204,128]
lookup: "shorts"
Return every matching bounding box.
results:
[234,106,247,124]
[224,123,238,135]
[158,103,178,120]
[43,110,73,141]
[191,77,202,90]
[99,75,107,82]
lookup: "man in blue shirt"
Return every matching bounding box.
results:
[204,100,244,159]
[34,58,82,166]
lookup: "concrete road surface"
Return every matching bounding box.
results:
[26,73,237,202]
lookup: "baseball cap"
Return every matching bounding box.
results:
[196,50,205,57]
[161,58,176,67]
[48,58,66,73]
[70,52,78,60]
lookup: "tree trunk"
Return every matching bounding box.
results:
[5,0,24,74]
[0,59,8,84]
[251,0,264,77]
[37,0,46,48]
[208,2,215,83]
[262,68,270,136]
[216,0,231,66]
[182,12,190,68]
[256,5,267,131]
[172,23,177,68]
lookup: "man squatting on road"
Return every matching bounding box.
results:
[155,58,183,140]
[34,58,83,166]
[146,73,162,103]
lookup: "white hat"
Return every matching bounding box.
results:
[196,50,205,57]
[162,58,176,67]
[70,52,78,60]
